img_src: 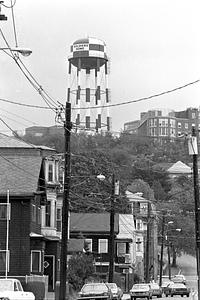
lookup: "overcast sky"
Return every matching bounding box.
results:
[0,0,200,134]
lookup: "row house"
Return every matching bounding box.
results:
[0,133,60,292]
[126,191,158,283]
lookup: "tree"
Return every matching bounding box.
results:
[68,253,95,291]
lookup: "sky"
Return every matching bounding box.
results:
[0,0,200,135]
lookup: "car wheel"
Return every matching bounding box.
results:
[166,295,168,297]
[181,295,183,297]
[187,294,189,297]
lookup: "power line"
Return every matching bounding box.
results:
[0,97,52,109]
[72,79,200,110]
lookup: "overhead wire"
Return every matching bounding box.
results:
[1,0,16,8]
[0,107,38,125]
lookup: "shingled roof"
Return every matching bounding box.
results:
[0,133,35,148]
[0,155,44,196]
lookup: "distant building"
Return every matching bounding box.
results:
[25,125,64,137]
[124,107,200,140]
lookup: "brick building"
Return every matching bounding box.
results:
[124,108,200,140]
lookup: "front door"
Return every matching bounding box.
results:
[44,255,55,291]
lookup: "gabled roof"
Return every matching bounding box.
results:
[70,213,119,234]
[0,155,44,196]
[167,161,192,174]
[117,214,135,240]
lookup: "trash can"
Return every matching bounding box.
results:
[55,281,69,300]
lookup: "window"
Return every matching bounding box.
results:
[0,250,9,272]
[185,123,188,129]
[84,239,92,252]
[31,204,36,222]
[56,208,62,232]
[178,122,182,128]
[192,112,196,119]
[45,201,51,227]
[136,238,142,252]
[0,203,10,220]
[48,163,53,182]
[136,220,142,230]
[31,250,41,272]
[98,239,108,253]
[37,207,41,225]
[117,242,126,256]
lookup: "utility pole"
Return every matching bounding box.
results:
[188,126,200,300]
[167,238,171,280]
[145,201,151,283]
[108,174,119,282]
[59,102,72,300]
[159,213,165,287]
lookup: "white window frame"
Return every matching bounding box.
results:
[98,239,108,253]
[85,239,92,252]
[117,242,126,256]
[31,250,42,273]
[0,250,10,272]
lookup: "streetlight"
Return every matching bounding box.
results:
[0,47,32,56]
[97,173,119,282]
[159,219,181,286]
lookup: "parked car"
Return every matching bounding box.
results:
[172,274,186,285]
[149,283,162,298]
[164,282,190,297]
[130,283,153,300]
[161,280,174,294]
[106,283,123,300]
[78,282,112,300]
[0,278,35,300]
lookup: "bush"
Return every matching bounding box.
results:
[24,281,45,300]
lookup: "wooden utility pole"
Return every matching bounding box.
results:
[159,213,165,287]
[188,126,200,300]
[59,102,72,300]
[167,238,171,280]
[145,202,151,283]
[108,174,119,282]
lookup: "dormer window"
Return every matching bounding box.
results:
[45,159,59,184]
[48,163,53,182]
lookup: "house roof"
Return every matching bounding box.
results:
[117,214,135,241]
[0,155,43,196]
[70,213,119,234]
[153,161,192,174]
[167,161,192,174]
[0,133,35,148]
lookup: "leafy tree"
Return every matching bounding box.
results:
[68,253,95,290]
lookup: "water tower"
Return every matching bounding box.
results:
[67,37,111,132]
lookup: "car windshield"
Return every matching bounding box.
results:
[107,283,117,289]
[82,284,108,293]
[132,284,149,290]
[150,284,159,289]
[0,280,13,291]
[170,283,186,288]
